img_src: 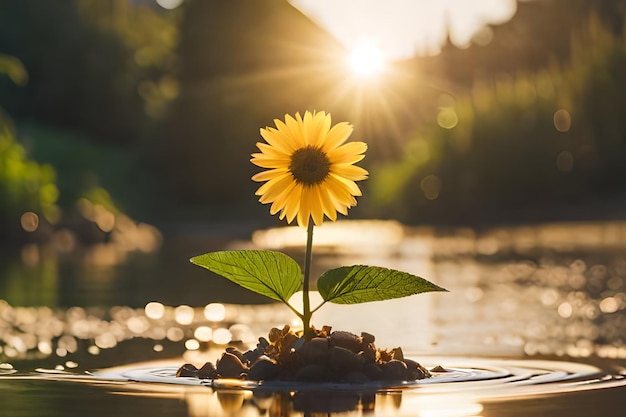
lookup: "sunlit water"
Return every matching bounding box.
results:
[1,220,626,416]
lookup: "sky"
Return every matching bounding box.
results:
[288,0,519,60]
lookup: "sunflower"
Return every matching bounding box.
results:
[251,111,368,228]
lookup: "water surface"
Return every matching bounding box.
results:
[1,220,625,415]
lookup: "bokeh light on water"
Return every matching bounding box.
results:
[254,220,626,359]
[1,220,626,376]
[0,297,290,370]
[1,220,626,417]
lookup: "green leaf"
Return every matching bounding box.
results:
[190,250,302,304]
[317,265,447,304]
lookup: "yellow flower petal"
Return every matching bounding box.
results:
[282,183,303,223]
[327,141,368,164]
[296,184,321,228]
[255,142,290,158]
[269,179,298,215]
[252,168,289,183]
[272,119,299,149]
[256,173,292,202]
[285,113,306,148]
[251,111,367,227]
[312,112,331,148]
[323,175,356,214]
[330,173,363,197]
[303,111,314,146]
[251,157,290,169]
[317,186,337,221]
[331,164,369,181]
[260,127,293,154]
[321,122,353,152]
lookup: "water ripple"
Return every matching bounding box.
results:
[3,356,621,400]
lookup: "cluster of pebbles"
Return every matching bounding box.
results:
[177,325,435,383]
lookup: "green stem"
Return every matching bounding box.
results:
[302,219,314,338]
[285,303,304,320]
[310,300,327,314]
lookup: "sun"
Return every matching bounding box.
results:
[347,41,387,78]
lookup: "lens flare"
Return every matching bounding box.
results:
[347,41,386,78]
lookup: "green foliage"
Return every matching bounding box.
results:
[0,52,142,242]
[0,0,178,145]
[0,110,59,236]
[0,1,183,228]
[0,54,59,238]
[191,249,447,326]
[317,265,447,305]
[17,123,148,214]
[369,13,626,224]
[190,251,302,304]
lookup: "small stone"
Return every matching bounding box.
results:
[294,364,335,382]
[216,352,247,378]
[291,337,305,351]
[361,332,375,345]
[176,363,198,378]
[176,326,435,385]
[361,343,377,363]
[391,347,404,361]
[268,327,283,343]
[225,347,245,361]
[381,359,408,381]
[378,349,393,362]
[328,346,364,373]
[363,362,384,381]
[279,332,298,351]
[198,362,217,379]
[329,331,363,353]
[343,371,370,384]
[247,358,281,381]
[257,337,270,350]
[403,358,431,380]
[242,348,262,365]
[297,337,329,364]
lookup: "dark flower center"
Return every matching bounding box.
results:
[289,146,331,185]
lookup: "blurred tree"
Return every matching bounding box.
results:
[418,0,626,88]
[0,52,152,244]
[0,57,59,240]
[0,0,183,222]
[0,0,147,144]
[569,12,626,193]
[369,11,626,225]
[2,0,624,227]
[163,0,347,208]
[0,0,182,146]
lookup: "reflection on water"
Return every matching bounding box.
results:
[3,356,625,416]
[1,220,626,416]
[0,212,163,307]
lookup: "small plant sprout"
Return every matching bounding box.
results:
[191,111,446,338]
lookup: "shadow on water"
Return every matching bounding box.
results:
[1,220,626,416]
